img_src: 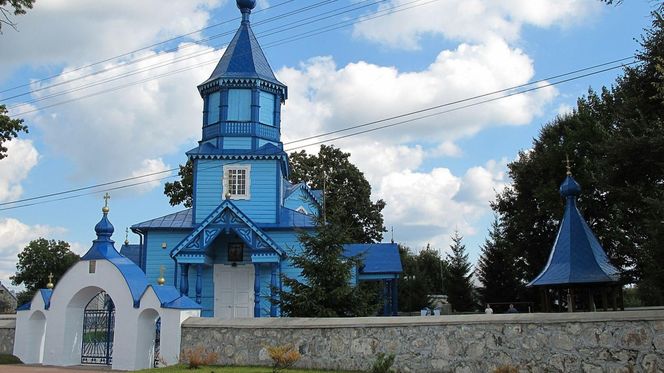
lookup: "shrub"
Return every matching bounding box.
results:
[267,344,301,372]
[181,346,218,369]
[371,352,395,373]
[0,354,22,364]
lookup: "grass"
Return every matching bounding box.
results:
[0,354,22,364]
[137,365,359,373]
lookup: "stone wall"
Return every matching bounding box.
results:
[0,316,16,355]
[181,310,664,372]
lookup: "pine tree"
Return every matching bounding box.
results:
[276,215,379,317]
[476,217,523,305]
[443,231,475,312]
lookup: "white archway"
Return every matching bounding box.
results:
[135,308,160,368]
[23,311,46,364]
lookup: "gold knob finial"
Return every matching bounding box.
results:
[46,272,54,289]
[157,265,166,286]
[102,192,111,214]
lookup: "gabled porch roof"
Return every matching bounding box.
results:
[170,199,284,262]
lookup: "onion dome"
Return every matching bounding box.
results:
[559,175,581,198]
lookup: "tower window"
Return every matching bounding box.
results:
[227,89,252,121]
[207,91,220,124]
[259,91,275,126]
[223,165,251,199]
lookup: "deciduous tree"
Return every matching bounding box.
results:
[11,238,79,305]
[0,105,28,160]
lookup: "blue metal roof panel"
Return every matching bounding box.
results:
[131,209,194,230]
[40,289,52,309]
[151,285,201,310]
[16,302,30,311]
[343,243,403,274]
[528,176,620,286]
[202,20,283,87]
[119,244,141,267]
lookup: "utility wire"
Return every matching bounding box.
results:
[6,0,383,111]
[0,0,297,96]
[0,58,637,211]
[1,0,342,103]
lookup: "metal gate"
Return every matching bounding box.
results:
[81,292,115,365]
[153,317,161,367]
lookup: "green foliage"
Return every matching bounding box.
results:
[0,0,35,32]
[164,160,193,208]
[289,145,386,243]
[443,231,475,312]
[276,216,379,317]
[11,238,79,305]
[493,12,664,305]
[0,105,28,160]
[397,245,448,312]
[476,217,523,305]
[0,354,22,364]
[370,353,395,373]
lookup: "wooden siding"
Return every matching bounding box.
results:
[194,159,279,224]
[284,188,319,216]
[222,137,252,149]
[144,230,190,288]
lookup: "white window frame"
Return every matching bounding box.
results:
[223,165,251,199]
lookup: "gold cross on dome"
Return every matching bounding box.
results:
[564,154,572,176]
[103,192,111,208]
[48,272,53,283]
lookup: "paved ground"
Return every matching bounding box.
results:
[0,366,120,372]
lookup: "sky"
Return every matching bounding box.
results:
[0,0,658,292]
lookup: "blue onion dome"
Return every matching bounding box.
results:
[559,175,581,197]
[94,206,115,238]
[237,0,256,11]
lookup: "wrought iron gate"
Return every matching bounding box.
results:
[153,317,161,367]
[81,292,115,365]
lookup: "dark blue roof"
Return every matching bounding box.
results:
[200,5,284,89]
[528,176,620,286]
[343,243,403,274]
[186,142,287,158]
[132,209,194,230]
[119,244,141,266]
[17,288,52,311]
[151,285,201,310]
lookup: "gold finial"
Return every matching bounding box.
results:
[102,192,111,214]
[124,227,129,245]
[157,265,166,286]
[564,154,572,176]
[46,272,54,289]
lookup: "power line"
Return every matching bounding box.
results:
[0,0,297,96]
[6,0,384,112]
[1,0,341,103]
[0,58,636,211]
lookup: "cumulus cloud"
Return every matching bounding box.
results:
[280,38,556,149]
[0,218,69,290]
[129,158,170,194]
[23,43,221,182]
[0,0,224,74]
[0,139,39,202]
[353,0,600,49]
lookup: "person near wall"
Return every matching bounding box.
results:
[506,304,519,313]
[485,304,494,314]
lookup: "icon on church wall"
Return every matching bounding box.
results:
[228,243,244,263]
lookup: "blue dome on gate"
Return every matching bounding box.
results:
[559,175,581,197]
[237,0,256,10]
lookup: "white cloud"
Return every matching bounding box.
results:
[25,43,221,181]
[0,139,39,202]
[280,38,556,150]
[353,0,600,49]
[431,141,462,158]
[129,158,170,194]
[376,159,508,253]
[0,218,69,291]
[0,0,224,74]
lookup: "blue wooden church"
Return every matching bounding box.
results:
[121,0,402,318]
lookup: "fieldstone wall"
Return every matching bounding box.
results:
[0,316,16,355]
[181,310,664,373]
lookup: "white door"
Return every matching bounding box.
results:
[213,264,255,319]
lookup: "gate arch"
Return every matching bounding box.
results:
[81,291,115,365]
[135,308,160,368]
